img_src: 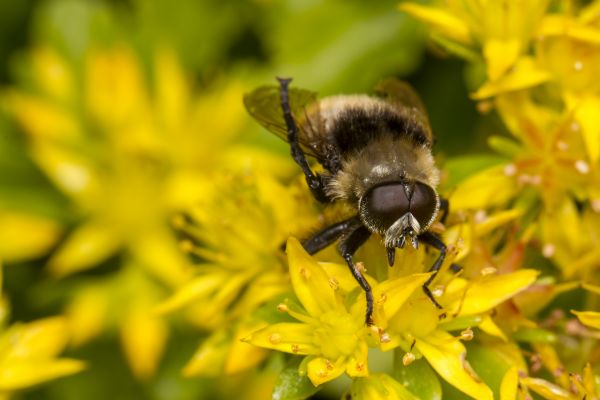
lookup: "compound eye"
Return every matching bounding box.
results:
[410,182,438,228]
[360,183,410,233]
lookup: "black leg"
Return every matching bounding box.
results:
[338,226,373,325]
[277,77,329,203]
[418,231,447,310]
[439,198,449,225]
[302,216,361,255]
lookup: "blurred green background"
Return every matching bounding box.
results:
[0,0,488,399]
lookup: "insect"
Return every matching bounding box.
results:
[244,77,448,325]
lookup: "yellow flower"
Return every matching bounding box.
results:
[0,317,85,395]
[0,265,84,396]
[245,238,376,386]
[156,173,320,376]
[65,267,168,380]
[2,44,288,378]
[400,0,550,89]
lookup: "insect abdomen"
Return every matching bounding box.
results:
[329,106,429,158]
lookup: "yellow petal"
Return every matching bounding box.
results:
[47,221,122,277]
[572,310,600,330]
[474,209,522,237]
[449,166,518,210]
[500,366,519,400]
[31,47,74,101]
[398,3,472,45]
[0,212,62,262]
[521,377,577,400]
[0,359,85,391]
[154,273,226,315]
[120,307,168,380]
[345,341,369,378]
[154,48,189,132]
[484,39,521,81]
[416,330,493,400]
[131,231,193,288]
[582,283,600,295]
[245,323,319,355]
[30,142,97,198]
[377,273,431,323]
[224,322,269,374]
[286,238,338,317]
[3,92,80,140]
[573,96,600,163]
[65,287,108,346]
[479,315,508,341]
[446,270,539,316]
[183,330,229,377]
[472,57,551,99]
[306,356,345,386]
[0,317,70,359]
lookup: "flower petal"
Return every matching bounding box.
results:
[521,377,576,400]
[500,366,519,400]
[245,323,319,355]
[306,356,345,386]
[572,310,600,330]
[446,270,539,316]
[377,273,431,323]
[120,306,168,380]
[0,359,85,391]
[47,220,123,277]
[398,3,472,45]
[286,238,338,317]
[416,331,493,400]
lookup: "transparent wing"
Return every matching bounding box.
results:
[374,78,433,143]
[243,85,326,159]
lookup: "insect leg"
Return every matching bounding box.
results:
[418,231,447,310]
[302,216,361,255]
[277,77,329,203]
[338,226,373,325]
[439,198,450,224]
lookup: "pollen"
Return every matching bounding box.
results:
[503,163,517,176]
[460,328,474,341]
[276,303,288,313]
[291,344,300,354]
[378,293,387,305]
[542,243,555,258]
[481,267,497,276]
[355,362,365,372]
[328,278,339,290]
[591,199,600,213]
[574,160,590,174]
[299,267,310,280]
[402,352,416,366]
[317,369,327,378]
[269,333,282,344]
[432,286,444,297]
[380,331,391,343]
[325,359,334,370]
[356,262,366,273]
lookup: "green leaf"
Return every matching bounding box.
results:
[272,358,320,400]
[465,343,511,399]
[394,351,442,400]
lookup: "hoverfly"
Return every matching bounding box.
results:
[244,78,448,325]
